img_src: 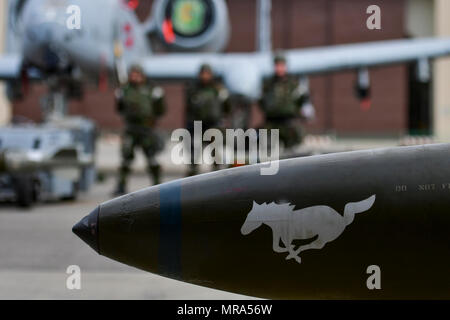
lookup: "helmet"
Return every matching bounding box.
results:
[199,63,213,74]
[273,52,287,64]
[128,64,144,75]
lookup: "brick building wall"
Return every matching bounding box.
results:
[12,0,408,136]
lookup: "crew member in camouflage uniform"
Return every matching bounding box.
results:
[259,54,315,150]
[185,63,230,176]
[114,65,166,195]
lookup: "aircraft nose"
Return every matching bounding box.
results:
[26,21,58,45]
[73,207,100,253]
[24,21,69,70]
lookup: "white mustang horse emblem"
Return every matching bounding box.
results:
[241,195,376,264]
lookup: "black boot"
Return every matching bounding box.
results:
[149,165,161,185]
[113,182,126,197]
[187,164,198,177]
[114,164,130,196]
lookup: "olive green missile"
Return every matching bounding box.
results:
[73,143,450,299]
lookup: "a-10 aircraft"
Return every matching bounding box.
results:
[2,0,450,101]
[1,0,450,208]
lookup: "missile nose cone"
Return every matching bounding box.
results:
[73,206,100,253]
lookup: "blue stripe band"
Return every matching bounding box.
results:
[158,180,182,279]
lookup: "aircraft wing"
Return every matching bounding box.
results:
[282,37,450,75]
[141,37,450,98]
[0,54,22,80]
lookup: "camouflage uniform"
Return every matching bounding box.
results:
[228,95,252,131]
[185,75,230,176]
[116,78,166,192]
[260,75,308,149]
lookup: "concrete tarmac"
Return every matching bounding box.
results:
[0,174,252,300]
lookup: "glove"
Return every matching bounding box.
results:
[300,102,316,121]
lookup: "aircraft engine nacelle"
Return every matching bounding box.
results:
[151,0,230,52]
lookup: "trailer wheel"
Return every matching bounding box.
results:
[15,175,34,208]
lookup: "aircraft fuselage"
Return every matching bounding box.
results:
[19,0,150,78]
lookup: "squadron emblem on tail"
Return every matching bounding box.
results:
[241,195,376,264]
